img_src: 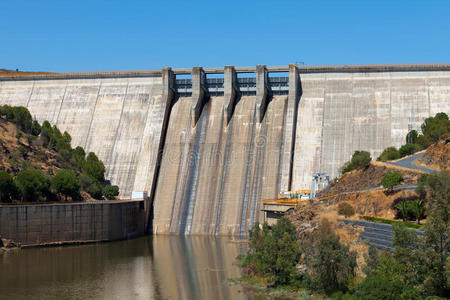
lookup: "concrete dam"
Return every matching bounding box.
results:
[1,64,449,235]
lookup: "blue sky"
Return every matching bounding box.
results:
[1,0,449,72]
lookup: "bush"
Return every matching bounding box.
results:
[399,143,419,157]
[341,151,372,174]
[356,272,417,300]
[83,152,105,183]
[381,171,403,189]
[241,218,301,286]
[417,112,450,148]
[304,219,357,294]
[337,202,355,218]
[405,130,418,144]
[86,181,103,199]
[15,169,51,202]
[0,171,19,203]
[51,169,81,201]
[103,185,119,199]
[377,147,400,161]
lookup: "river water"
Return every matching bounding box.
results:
[0,236,273,300]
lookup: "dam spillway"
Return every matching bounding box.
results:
[1,64,449,235]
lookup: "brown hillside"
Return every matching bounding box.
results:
[418,139,450,171]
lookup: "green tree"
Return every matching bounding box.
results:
[0,171,19,203]
[15,169,51,202]
[304,219,357,294]
[406,130,418,144]
[421,171,450,296]
[381,171,403,189]
[31,120,41,136]
[341,151,372,174]
[11,106,33,133]
[51,169,81,201]
[242,218,301,286]
[408,199,425,224]
[103,185,119,200]
[418,112,450,148]
[86,181,103,199]
[399,143,419,157]
[83,152,105,183]
[395,200,410,222]
[377,147,400,161]
[337,202,355,218]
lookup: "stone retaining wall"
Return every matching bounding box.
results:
[0,200,146,247]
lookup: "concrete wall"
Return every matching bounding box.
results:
[0,201,145,246]
[1,65,449,236]
[0,76,164,197]
[292,70,450,189]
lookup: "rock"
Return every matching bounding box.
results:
[1,237,20,249]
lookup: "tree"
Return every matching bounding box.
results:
[83,152,105,183]
[406,130,418,144]
[421,171,450,296]
[103,185,119,200]
[395,200,410,222]
[15,169,51,202]
[304,219,357,294]
[381,171,403,189]
[418,112,450,148]
[341,150,372,174]
[399,143,418,157]
[337,202,355,218]
[408,199,425,224]
[51,169,81,201]
[241,218,301,286]
[377,147,400,161]
[31,120,41,136]
[0,171,19,203]
[86,181,103,199]
[350,150,371,169]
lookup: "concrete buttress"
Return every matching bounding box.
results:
[191,67,208,126]
[224,66,238,124]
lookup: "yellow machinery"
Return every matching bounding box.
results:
[263,190,311,206]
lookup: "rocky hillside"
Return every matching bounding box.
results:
[419,139,450,171]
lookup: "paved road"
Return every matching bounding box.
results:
[386,152,436,173]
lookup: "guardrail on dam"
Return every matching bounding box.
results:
[1,64,449,236]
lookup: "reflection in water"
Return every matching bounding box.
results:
[0,236,254,300]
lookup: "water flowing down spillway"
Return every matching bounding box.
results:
[153,95,288,236]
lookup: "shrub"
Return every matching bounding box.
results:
[304,219,357,294]
[16,131,22,139]
[15,169,51,202]
[86,181,103,199]
[337,202,355,218]
[51,169,81,201]
[83,152,105,183]
[31,120,41,136]
[103,185,119,199]
[381,171,403,189]
[377,147,400,161]
[405,130,418,144]
[341,151,372,174]
[418,112,450,148]
[241,218,301,286]
[0,171,19,203]
[399,143,419,157]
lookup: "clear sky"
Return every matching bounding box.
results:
[1,0,449,72]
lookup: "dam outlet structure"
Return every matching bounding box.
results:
[1,64,449,236]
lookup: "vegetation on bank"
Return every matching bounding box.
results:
[239,171,449,299]
[377,112,450,161]
[0,105,119,203]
